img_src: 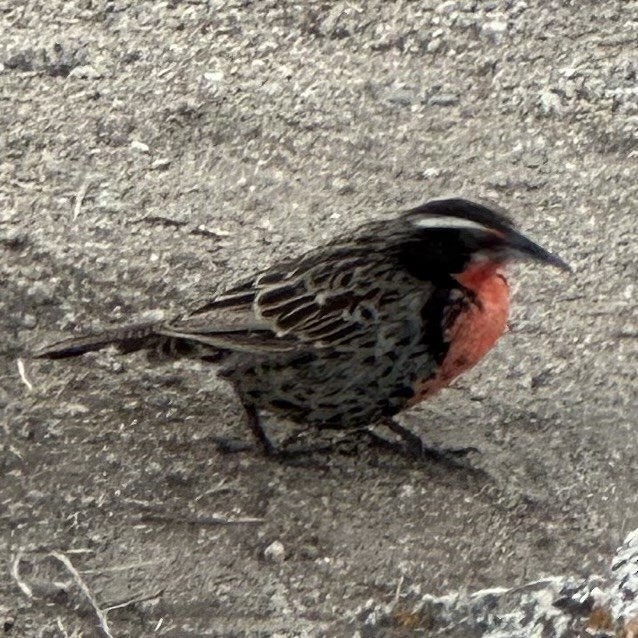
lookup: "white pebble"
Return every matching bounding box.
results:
[264,540,285,563]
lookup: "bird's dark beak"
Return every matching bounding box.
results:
[504,229,572,272]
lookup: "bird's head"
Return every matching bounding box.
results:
[398,198,570,282]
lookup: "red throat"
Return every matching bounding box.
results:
[454,259,505,290]
[409,260,510,406]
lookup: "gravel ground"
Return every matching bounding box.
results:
[1,1,636,636]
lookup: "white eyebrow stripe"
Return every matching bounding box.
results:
[410,216,489,231]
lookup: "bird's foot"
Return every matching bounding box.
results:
[369,420,481,469]
[213,434,339,465]
[212,436,255,454]
[407,440,479,465]
[267,444,338,466]
[418,443,479,461]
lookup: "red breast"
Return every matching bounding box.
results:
[409,261,510,406]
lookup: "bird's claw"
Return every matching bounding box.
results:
[212,436,255,454]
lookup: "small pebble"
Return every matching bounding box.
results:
[130,140,150,153]
[264,540,285,563]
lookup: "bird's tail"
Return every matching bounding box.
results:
[33,322,163,359]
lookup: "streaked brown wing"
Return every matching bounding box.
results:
[160,284,293,354]
[160,230,405,354]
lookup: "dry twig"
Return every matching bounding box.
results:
[16,358,34,392]
[49,551,113,638]
[139,513,264,525]
[104,588,164,612]
[10,552,33,598]
[72,179,91,220]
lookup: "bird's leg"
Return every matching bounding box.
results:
[243,404,344,458]
[376,418,478,463]
[280,428,370,456]
[215,403,340,460]
[213,402,277,456]
[242,403,371,459]
[243,402,278,456]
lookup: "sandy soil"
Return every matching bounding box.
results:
[1,1,636,636]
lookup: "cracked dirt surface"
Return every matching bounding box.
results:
[1,1,637,636]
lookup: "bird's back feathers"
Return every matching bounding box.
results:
[33,199,518,361]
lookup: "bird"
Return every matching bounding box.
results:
[34,198,570,460]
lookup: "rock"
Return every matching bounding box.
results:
[435,1,460,15]
[421,167,442,180]
[427,93,459,106]
[427,38,442,53]
[264,540,286,563]
[538,90,563,116]
[523,153,547,168]
[384,85,420,107]
[68,65,103,79]
[150,158,171,170]
[130,140,150,153]
[609,529,638,625]
[203,70,224,83]
[21,314,37,329]
[481,20,509,40]
[352,528,638,637]
[4,51,34,71]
